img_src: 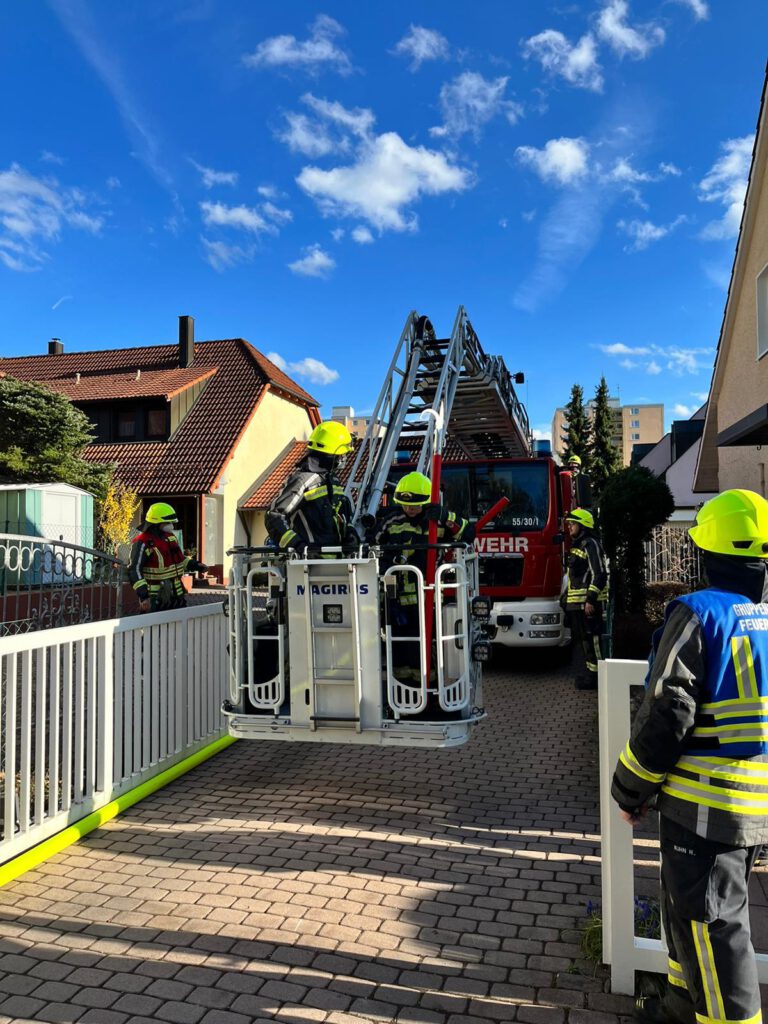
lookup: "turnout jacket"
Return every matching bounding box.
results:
[566,530,608,607]
[129,527,204,608]
[373,507,474,604]
[612,559,768,846]
[266,453,353,551]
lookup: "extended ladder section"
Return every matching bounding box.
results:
[346,305,531,522]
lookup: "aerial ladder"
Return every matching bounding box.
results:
[223,307,531,748]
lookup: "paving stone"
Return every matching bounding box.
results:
[570,1012,624,1024]
[516,1005,566,1024]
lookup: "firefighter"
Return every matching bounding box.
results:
[373,471,474,681]
[265,421,356,554]
[566,454,594,510]
[564,507,608,690]
[130,503,208,613]
[611,490,768,1024]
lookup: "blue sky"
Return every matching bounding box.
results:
[1,1,765,441]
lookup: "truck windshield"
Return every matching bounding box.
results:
[441,461,550,533]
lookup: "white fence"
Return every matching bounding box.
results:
[0,602,228,863]
[599,659,768,993]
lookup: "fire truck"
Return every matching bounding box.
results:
[433,447,573,651]
[223,307,533,748]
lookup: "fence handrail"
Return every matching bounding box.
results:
[0,600,225,654]
[599,659,768,993]
[0,532,128,565]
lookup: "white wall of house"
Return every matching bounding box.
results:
[215,391,313,572]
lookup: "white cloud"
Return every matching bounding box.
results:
[261,201,293,225]
[303,93,375,138]
[532,425,553,442]
[190,159,238,188]
[50,0,174,191]
[617,214,686,252]
[297,131,472,232]
[522,29,603,92]
[430,72,523,139]
[619,358,638,369]
[606,157,653,184]
[351,225,374,244]
[201,237,255,272]
[279,112,336,158]
[288,243,336,278]
[597,341,713,375]
[257,184,278,199]
[200,201,271,233]
[331,227,345,241]
[499,218,508,229]
[106,176,121,189]
[40,150,65,165]
[692,391,709,403]
[673,403,693,418]
[516,137,590,186]
[673,0,709,20]
[393,25,449,71]
[267,351,339,385]
[278,93,375,157]
[287,357,339,384]
[514,184,605,310]
[596,0,665,59]
[698,135,754,240]
[598,342,652,356]
[0,163,105,272]
[243,14,351,75]
[522,209,537,222]
[659,162,682,177]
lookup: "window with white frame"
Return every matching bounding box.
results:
[631,432,641,440]
[630,406,639,414]
[631,419,640,428]
[758,265,768,358]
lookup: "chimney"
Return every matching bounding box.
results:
[48,338,64,356]
[178,315,194,368]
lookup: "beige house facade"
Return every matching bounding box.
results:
[695,73,768,496]
[551,399,664,466]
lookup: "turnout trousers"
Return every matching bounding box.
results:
[570,605,604,685]
[659,816,761,1024]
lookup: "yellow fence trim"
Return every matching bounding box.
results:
[0,734,238,888]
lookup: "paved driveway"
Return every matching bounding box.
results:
[0,655,735,1024]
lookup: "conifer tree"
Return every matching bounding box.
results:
[590,375,621,499]
[561,383,592,469]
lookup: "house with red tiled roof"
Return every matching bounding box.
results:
[0,317,320,578]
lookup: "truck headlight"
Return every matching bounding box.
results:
[530,613,560,625]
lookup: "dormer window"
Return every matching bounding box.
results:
[116,409,137,439]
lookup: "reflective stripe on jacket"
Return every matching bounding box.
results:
[611,593,768,845]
